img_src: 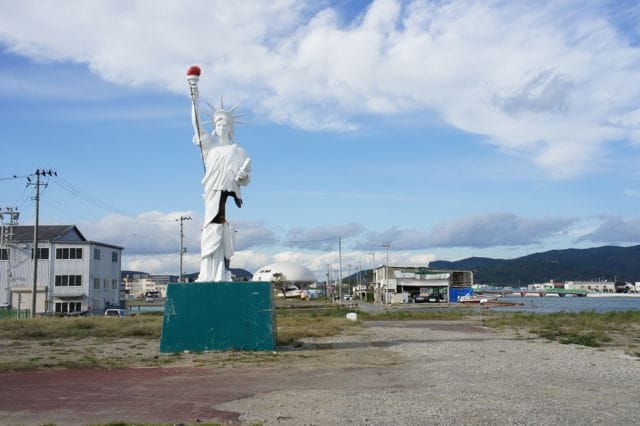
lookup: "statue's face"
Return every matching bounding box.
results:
[215,118,230,138]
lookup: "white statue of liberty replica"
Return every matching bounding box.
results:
[160,67,272,353]
[186,66,251,282]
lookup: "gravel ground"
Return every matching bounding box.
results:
[1,319,638,425]
[218,320,640,425]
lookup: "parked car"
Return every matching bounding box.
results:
[413,295,428,303]
[104,309,127,317]
[283,285,302,298]
[66,310,90,317]
[144,290,161,301]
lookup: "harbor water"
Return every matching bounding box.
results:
[494,295,640,313]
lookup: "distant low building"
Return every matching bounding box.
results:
[0,225,123,315]
[252,262,316,291]
[564,280,615,293]
[373,266,473,304]
[123,274,175,298]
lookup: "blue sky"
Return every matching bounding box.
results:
[1,0,640,280]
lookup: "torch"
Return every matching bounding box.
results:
[187,65,206,173]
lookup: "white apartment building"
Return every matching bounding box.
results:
[0,225,123,315]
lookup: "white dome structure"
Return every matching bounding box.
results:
[252,262,316,285]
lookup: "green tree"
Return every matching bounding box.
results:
[271,272,289,297]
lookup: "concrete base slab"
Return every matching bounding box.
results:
[159,281,276,352]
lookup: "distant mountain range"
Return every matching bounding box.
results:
[121,268,253,282]
[429,245,640,286]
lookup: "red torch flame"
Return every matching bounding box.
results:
[187,65,201,76]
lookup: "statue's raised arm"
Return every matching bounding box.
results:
[185,65,252,282]
[187,66,208,171]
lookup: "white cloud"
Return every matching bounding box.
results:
[577,216,640,244]
[234,221,278,250]
[285,222,366,250]
[124,252,200,276]
[624,188,640,198]
[80,212,283,256]
[1,1,639,177]
[124,247,437,281]
[356,213,576,249]
[270,249,437,281]
[80,211,200,255]
[230,250,273,274]
[86,209,578,274]
[101,209,582,277]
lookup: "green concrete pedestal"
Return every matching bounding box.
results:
[159,281,276,352]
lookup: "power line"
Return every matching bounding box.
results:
[247,236,338,244]
[0,173,31,181]
[50,176,128,216]
[49,176,175,223]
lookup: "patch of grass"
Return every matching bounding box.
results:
[0,360,39,372]
[483,310,639,348]
[58,354,100,369]
[276,314,356,345]
[359,310,471,321]
[276,305,354,318]
[0,316,162,340]
[559,332,608,347]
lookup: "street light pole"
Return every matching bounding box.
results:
[348,263,351,297]
[177,215,192,282]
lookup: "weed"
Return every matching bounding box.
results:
[624,349,640,358]
[276,315,356,345]
[359,310,470,321]
[0,316,162,340]
[558,332,605,347]
[483,311,638,348]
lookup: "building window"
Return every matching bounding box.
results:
[103,278,107,289]
[112,279,118,290]
[31,247,49,260]
[55,302,81,313]
[94,248,101,260]
[112,251,118,262]
[93,278,100,290]
[55,275,82,286]
[56,247,83,260]
[0,248,8,261]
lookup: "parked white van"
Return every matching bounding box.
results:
[104,309,127,317]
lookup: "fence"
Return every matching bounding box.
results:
[0,309,31,319]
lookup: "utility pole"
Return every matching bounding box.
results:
[28,169,56,318]
[338,236,343,303]
[370,252,377,303]
[176,215,192,282]
[382,242,390,305]
[0,207,19,307]
[326,264,331,300]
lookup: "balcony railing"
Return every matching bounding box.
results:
[52,286,86,297]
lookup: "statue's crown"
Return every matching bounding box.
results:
[208,99,244,127]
